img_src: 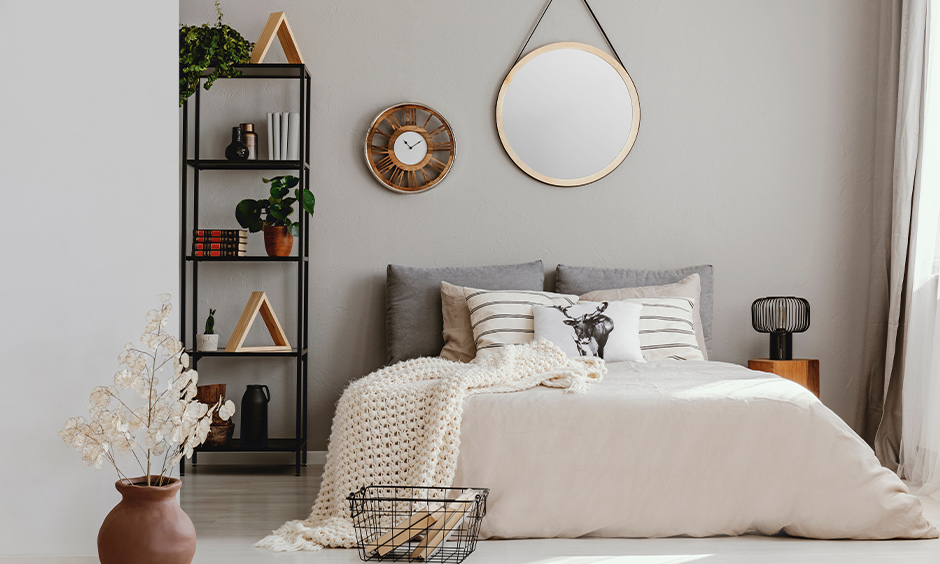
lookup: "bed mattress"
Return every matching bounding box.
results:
[453,360,937,540]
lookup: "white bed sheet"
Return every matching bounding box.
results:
[453,360,938,540]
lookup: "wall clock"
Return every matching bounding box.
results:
[364,103,456,194]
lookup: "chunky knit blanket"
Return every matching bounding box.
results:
[256,339,605,552]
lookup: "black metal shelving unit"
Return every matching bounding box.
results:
[180,63,311,476]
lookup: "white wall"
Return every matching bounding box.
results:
[178,0,882,455]
[0,1,177,557]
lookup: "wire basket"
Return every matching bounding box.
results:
[348,485,489,563]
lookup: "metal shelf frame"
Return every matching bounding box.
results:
[180,63,311,476]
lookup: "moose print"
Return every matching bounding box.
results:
[552,302,615,358]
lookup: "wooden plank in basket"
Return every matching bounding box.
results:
[411,490,477,560]
[368,502,443,556]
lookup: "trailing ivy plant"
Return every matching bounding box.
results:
[236,176,316,237]
[179,2,254,107]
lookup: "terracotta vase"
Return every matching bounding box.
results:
[98,476,196,564]
[263,225,293,257]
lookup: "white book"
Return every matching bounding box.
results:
[288,112,300,161]
[272,112,281,160]
[266,113,274,161]
[280,112,290,161]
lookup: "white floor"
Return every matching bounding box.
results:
[9,464,940,563]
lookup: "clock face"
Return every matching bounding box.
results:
[393,131,428,166]
[365,103,456,194]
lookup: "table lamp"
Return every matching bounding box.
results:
[751,297,810,360]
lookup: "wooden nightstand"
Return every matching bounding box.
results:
[748,359,819,397]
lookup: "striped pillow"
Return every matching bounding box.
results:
[463,287,578,353]
[632,297,704,361]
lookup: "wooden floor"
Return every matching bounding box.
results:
[10,464,940,563]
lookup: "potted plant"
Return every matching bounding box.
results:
[195,309,219,352]
[59,294,235,564]
[235,175,315,257]
[179,2,254,107]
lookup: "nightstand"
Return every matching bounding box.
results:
[748,358,819,397]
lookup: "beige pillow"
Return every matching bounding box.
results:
[463,286,578,353]
[440,281,476,362]
[579,274,709,360]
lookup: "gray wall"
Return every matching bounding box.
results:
[179,0,881,452]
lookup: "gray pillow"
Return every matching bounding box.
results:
[555,264,714,355]
[386,261,544,365]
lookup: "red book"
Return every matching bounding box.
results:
[194,235,247,243]
[193,229,247,237]
[193,242,247,251]
[193,249,246,257]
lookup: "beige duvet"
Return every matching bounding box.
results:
[453,360,938,540]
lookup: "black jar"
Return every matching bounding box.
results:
[225,126,249,160]
[240,385,269,447]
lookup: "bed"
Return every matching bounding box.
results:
[383,261,938,540]
[455,359,935,539]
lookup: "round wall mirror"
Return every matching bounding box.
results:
[496,42,640,187]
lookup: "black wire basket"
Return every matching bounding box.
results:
[348,485,489,563]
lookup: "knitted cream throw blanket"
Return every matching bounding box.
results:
[256,339,605,552]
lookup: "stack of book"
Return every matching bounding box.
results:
[192,229,247,257]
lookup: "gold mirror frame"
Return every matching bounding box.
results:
[496,42,641,187]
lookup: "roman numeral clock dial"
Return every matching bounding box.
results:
[365,103,456,194]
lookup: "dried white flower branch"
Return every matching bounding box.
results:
[59,294,235,486]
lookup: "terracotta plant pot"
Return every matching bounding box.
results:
[263,225,293,257]
[98,476,196,564]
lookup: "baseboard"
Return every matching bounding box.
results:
[184,450,327,467]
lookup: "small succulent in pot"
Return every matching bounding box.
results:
[235,175,315,257]
[196,308,219,352]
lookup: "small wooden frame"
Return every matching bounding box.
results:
[250,12,305,64]
[224,291,292,353]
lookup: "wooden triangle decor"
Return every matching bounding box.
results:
[250,12,305,64]
[225,291,292,353]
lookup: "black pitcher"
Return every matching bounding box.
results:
[240,385,269,447]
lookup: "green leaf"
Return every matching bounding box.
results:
[270,184,289,199]
[269,203,290,221]
[235,199,260,230]
[299,189,316,216]
[262,177,273,184]
[282,176,300,189]
[288,222,300,237]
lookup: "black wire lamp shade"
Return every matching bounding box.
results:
[751,297,810,360]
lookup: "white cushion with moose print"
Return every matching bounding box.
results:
[532,301,644,362]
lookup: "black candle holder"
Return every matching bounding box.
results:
[751,297,810,360]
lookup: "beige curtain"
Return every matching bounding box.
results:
[858,0,930,469]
